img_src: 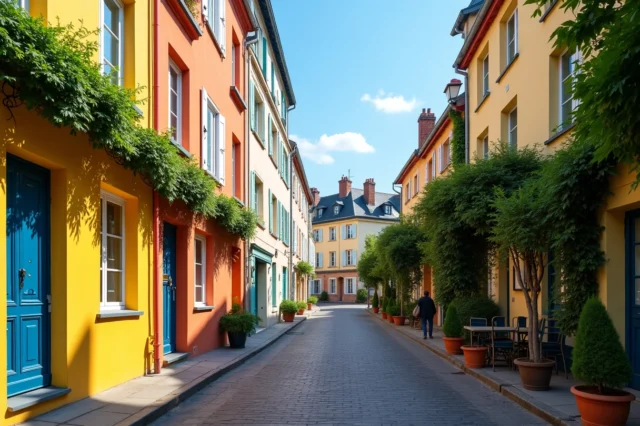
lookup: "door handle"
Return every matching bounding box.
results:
[18,269,26,289]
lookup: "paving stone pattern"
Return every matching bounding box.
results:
[152,304,549,426]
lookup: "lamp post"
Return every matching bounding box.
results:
[444,78,462,104]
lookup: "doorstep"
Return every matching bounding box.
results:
[162,352,189,367]
[8,386,71,412]
[366,308,640,426]
[20,312,316,426]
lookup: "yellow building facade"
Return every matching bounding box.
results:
[1,1,153,422]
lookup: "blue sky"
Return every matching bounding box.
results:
[271,0,470,197]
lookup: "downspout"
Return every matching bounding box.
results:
[289,146,298,301]
[152,0,161,375]
[453,67,470,164]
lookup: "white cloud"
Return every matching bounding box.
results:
[361,89,418,114]
[292,132,375,165]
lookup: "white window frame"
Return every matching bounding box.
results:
[204,0,226,54]
[313,279,321,294]
[329,278,336,295]
[100,190,126,310]
[330,251,336,267]
[194,235,206,306]
[413,175,418,197]
[346,278,355,295]
[506,9,518,64]
[559,49,581,129]
[384,205,392,215]
[169,60,182,145]
[482,54,490,96]
[231,43,237,86]
[101,0,124,85]
[346,250,353,266]
[19,0,30,11]
[346,224,355,239]
[483,135,490,159]
[329,227,336,241]
[201,88,226,185]
[508,107,518,148]
[334,205,340,215]
[315,252,321,268]
[317,208,323,218]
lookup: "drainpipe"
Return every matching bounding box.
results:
[152,0,161,375]
[289,145,297,301]
[453,66,470,164]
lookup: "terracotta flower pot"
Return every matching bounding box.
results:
[307,303,313,311]
[381,312,388,319]
[373,307,379,313]
[571,385,635,426]
[513,358,556,391]
[283,312,295,322]
[462,345,488,368]
[392,316,406,326]
[387,313,395,323]
[443,337,465,355]
[297,309,305,315]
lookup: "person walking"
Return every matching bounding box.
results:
[417,290,437,339]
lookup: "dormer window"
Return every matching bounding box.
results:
[317,208,323,218]
[334,205,340,215]
[384,205,392,215]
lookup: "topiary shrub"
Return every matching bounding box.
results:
[296,301,307,311]
[319,291,329,302]
[443,303,463,338]
[356,288,367,303]
[572,297,632,394]
[279,300,298,315]
[307,295,318,305]
[454,295,500,328]
[372,290,379,309]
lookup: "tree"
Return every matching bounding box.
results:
[357,235,386,290]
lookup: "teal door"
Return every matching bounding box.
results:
[162,223,177,355]
[282,267,288,301]
[6,155,51,396]
[626,211,640,389]
[250,257,257,315]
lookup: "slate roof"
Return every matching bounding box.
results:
[451,0,485,36]
[312,188,401,225]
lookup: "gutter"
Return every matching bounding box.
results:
[454,68,470,164]
[152,0,161,375]
[289,142,297,301]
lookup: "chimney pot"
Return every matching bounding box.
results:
[363,178,376,206]
[311,187,320,206]
[338,176,352,198]
[418,107,437,148]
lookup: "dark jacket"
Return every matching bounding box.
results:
[417,296,436,319]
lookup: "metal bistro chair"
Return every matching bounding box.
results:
[469,317,488,346]
[540,318,568,379]
[490,316,514,371]
[512,316,528,360]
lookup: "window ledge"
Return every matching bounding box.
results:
[475,92,491,113]
[97,310,144,319]
[203,169,224,187]
[496,53,520,84]
[7,386,71,412]
[539,0,559,22]
[194,305,215,312]
[252,129,265,149]
[165,0,202,40]
[204,20,225,58]
[230,86,247,111]
[257,221,266,230]
[544,123,575,145]
[233,196,245,207]
[171,140,193,158]
[133,104,144,118]
[270,155,278,169]
[270,232,278,240]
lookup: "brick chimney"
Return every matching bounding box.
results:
[311,187,320,206]
[418,108,436,148]
[338,176,352,198]
[363,178,376,206]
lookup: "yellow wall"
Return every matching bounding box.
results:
[314,219,359,273]
[1,0,152,423]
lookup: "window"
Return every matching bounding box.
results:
[427,160,433,183]
[441,141,451,171]
[333,205,340,215]
[330,251,336,267]
[406,183,411,202]
[346,224,355,239]
[560,49,580,129]
[313,279,321,294]
[483,136,489,159]
[231,43,238,87]
[268,116,277,159]
[482,55,490,96]
[201,88,226,184]
[314,229,322,243]
[204,0,226,53]
[329,227,336,241]
[194,236,206,306]
[346,278,355,294]
[345,250,356,266]
[271,194,277,235]
[384,205,392,215]
[413,175,418,197]
[315,252,322,268]
[232,142,239,197]
[253,175,264,221]
[102,0,124,85]
[506,9,518,64]
[100,191,125,309]
[329,278,336,294]
[433,151,438,179]
[317,208,323,218]
[252,87,266,141]
[18,0,29,10]
[508,107,518,148]
[169,61,182,144]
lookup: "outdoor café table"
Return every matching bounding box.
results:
[464,325,517,347]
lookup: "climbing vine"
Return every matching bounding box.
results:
[449,109,465,168]
[0,2,257,239]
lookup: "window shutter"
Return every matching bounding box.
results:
[249,80,255,131]
[201,88,209,172]
[268,189,273,233]
[353,224,357,238]
[267,114,272,153]
[250,171,256,212]
[341,225,346,239]
[293,220,296,252]
[202,0,209,21]
[319,253,323,268]
[319,229,323,242]
[262,37,267,77]
[353,250,357,264]
[217,0,226,54]
[270,63,275,95]
[216,113,226,184]
[281,92,285,118]
[342,250,346,266]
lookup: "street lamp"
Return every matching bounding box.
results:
[444,78,463,104]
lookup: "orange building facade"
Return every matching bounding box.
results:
[155,0,254,362]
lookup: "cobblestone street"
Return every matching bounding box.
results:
[152,304,548,426]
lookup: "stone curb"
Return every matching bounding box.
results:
[121,314,311,426]
[366,309,577,426]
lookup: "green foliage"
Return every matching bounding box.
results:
[183,0,200,19]
[372,290,379,309]
[415,142,543,305]
[319,291,329,302]
[572,298,632,392]
[307,295,318,305]
[219,305,260,334]
[357,235,386,288]
[453,296,500,339]
[296,301,307,311]
[443,303,463,338]
[0,2,257,239]
[449,109,466,168]
[295,261,315,279]
[381,297,388,313]
[356,288,367,303]
[387,301,401,317]
[279,300,298,315]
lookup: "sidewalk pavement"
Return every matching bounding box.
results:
[21,310,316,426]
[368,309,640,426]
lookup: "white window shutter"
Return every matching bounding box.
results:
[353,224,357,238]
[216,114,226,184]
[341,225,346,239]
[319,229,323,242]
[218,0,226,54]
[201,88,209,172]
[353,250,357,264]
[202,0,208,21]
[342,250,347,266]
[319,253,323,268]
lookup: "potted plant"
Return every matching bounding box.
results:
[389,302,404,325]
[386,299,395,323]
[307,295,318,311]
[296,301,307,315]
[319,291,329,301]
[570,297,635,426]
[280,300,298,322]
[372,290,380,313]
[381,298,388,320]
[219,303,260,349]
[442,303,464,355]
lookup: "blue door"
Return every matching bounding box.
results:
[625,211,640,389]
[162,223,177,355]
[6,155,51,396]
[250,257,257,315]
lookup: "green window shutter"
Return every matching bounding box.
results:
[268,189,273,234]
[250,171,256,212]
[277,200,281,240]
[267,114,272,153]
[262,37,267,77]
[270,63,275,95]
[249,81,255,131]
